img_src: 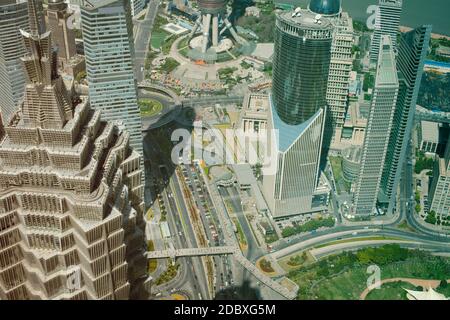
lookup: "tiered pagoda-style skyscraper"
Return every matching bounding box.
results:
[0,0,145,300]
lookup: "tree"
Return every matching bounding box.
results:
[425,211,437,225]
[439,280,448,289]
[75,70,86,83]
[415,191,421,203]
[415,204,421,213]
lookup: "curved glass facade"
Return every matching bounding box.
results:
[309,0,341,15]
[272,13,333,125]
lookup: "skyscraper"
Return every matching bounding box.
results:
[308,1,355,145]
[131,0,145,17]
[353,36,398,215]
[369,0,403,64]
[0,0,29,125]
[46,0,77,64]
[429,138,450,220]
[81,0,143,156]
[0,0,145,300]
[263,6,333,217]
[380,25,432,214]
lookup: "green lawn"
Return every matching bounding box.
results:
[329,156,351,194]
[151,31,170,49]
[289,245,450,300]
[147,240,158,273]
[313,236,404,249]
[365,281,417,300]
[138,99,163,117]
[330,156,343,180]
[232,218,247,246]
[155,261,179,285]
[158,57,180,73]
[281,217,335,238]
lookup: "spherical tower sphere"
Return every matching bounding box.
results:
[198,0,228,15]
[308,0,341,15]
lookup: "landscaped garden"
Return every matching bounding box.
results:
[138,99,163,117]
[287,245,450,300]
[281,216,335,238]
[155,261,179,285]
[158,57,180,73]
[329,156,351,194]
[147,240,157,273]
[258,258,275,273]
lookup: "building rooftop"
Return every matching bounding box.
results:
[242,93,270,121]
[233,163,257,186]
[375,36,399,87]
[278,7,332,30]
[343,145,362,163]
[421,120,440,142]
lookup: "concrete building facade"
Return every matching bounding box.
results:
[369,0,403,64]
[131,0,145,16]
[47,0,77,64]
[429,140,450,219]
[353,36,398,215]
[0,0,145,300]
[307,1,355,143]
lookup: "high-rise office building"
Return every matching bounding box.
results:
[429,138,450,219]
[263,6,333,217]
[380,25,432,214]
[353,36,398,215]
[308,1,355,144]
[81,0,143,156]
[0,0,145,300]
[369,0,402,64]
[328,14,354,142]
[0,0,29,125]
[47,0,85,77]
[131,0,145,17]
[46,0,77,64]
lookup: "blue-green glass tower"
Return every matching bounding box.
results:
[81,0,143,156]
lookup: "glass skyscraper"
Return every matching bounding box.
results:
[380,25,432,214]
[354,36,398,215]
[263,7,333,217]
[0,0,29,125]
[271,9,332,126]
[81,0,143,156]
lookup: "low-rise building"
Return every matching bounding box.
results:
[418,121,440,154]
[436,45,450,59]
[342,146,362,183]
[429,140,450,218]
[240,93,269,135]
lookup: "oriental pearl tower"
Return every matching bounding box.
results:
[188,0,244,54]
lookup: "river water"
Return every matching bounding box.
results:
[277,0,450,36]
